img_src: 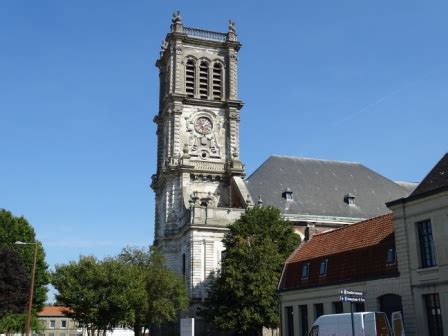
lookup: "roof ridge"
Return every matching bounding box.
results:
[312,212,392,238]
[269,155,361,165]
[409,153,448,197]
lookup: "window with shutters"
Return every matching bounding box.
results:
[212,63,223,100]
[185,60,195,97]
[199,61,209,99]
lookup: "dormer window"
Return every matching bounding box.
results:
[386,247,396,265]
[344,193,356,205]
[319,259,328,276]
[282,188,293,201]
[301,263,310,279]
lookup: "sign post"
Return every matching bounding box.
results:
[339,289,366,336]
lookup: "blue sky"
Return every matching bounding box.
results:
[1,0,447,287]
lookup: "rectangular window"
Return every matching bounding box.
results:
[314,303,324,319]
[424,294,444,336]
[61,320,67,328]
[49,333,55,336]
[319,259,328,276]
[299,305,308,336]
[182,253,186,278]
[285,306,294,336]
[418,220,437,268]
[60,333,65,336]
[386,247,396,265]
[50,320,56,329]
[332,301,343,314]
[301,263,309,279]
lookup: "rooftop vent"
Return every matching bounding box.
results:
[282,188,293,201]
[344,193,356,205]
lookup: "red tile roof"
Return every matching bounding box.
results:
[38,306,71,317]
[287,213,394,263]
[280,213,398,291]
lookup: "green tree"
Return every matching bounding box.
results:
[0,209,49,324]
[0,248,29,317]
[117,246,189,335]
[206,206,300,336]
[52,256,132,336]
[52,248,188,336]
[117,246,151,336]
[0,313,44,336]
[145,248,189,327]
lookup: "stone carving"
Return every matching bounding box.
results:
[172,11,182,25]
[227,20,237,42]
[228,20,236,34]
[160,40,168,57]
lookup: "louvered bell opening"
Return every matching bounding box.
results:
[212,63,222,100]
[185,61,195,98]
[199,62,209,99]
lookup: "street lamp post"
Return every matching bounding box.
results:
[15,241,38,336]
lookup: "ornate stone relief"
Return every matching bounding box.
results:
[183,111,223,160]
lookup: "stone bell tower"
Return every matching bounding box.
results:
[151,12,252,303]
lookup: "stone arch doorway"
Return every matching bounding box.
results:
[378,294,403,323]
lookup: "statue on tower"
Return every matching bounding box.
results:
[171,11,183,32]
[227,19,237,41]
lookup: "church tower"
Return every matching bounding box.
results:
[151,12,252,304]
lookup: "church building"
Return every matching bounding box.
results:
[151,12,252,313]
[151,13,417,333]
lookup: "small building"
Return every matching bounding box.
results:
[278,213,404,336]
[278,153,448,336]
[37,306,83,336]
[387,153,448,336]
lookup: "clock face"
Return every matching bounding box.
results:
[194,117,213,135]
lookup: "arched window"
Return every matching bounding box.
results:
[212,63,223,100]
[199,61,209,99]
[185,60,195,98]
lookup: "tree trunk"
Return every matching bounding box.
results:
[134,322,142,336]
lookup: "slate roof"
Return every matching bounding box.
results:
[245,156,412,219]
[394,181,418,194]
[38,306,71,317]
[409,153,448,198]
[279,213,398,291]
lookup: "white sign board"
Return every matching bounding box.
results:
[339,289,366,302]
[180,318,194,336]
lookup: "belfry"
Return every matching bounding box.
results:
[151,11,252,312]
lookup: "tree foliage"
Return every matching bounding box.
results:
[0,313,44,336]
[0,248,29,317]
[52,256,132,335]
[118,247,188,334]
[145,249,189,326]
[52,247,188,336]
[206,206,300,336]
[0,209,49,319]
